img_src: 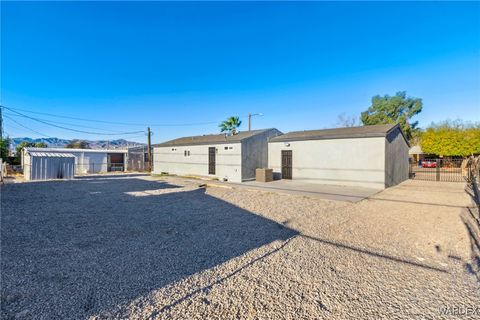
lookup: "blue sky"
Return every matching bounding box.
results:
[1,2,479,144]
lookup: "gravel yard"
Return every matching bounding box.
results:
[1,175,479,319]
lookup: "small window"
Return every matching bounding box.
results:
[229,147,233,150]
[187,151,190,156]
[224,146,228,150]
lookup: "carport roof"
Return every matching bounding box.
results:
[24,147,127,153]
[155,128,278,147]
[28,151,75,158]
[269,124,401,142]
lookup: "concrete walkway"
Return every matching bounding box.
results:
[208,179,381,202]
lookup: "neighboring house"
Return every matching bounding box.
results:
[22,147,128,178]
[268,124,409,189]
[409,145,426,164]
[153,129,282,182]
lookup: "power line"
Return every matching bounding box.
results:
[3,106,146,136]
[3,111,139,134]
[120,134,147,140]
[3,115,51,137]
[2,105,255,127]
[5,116,148,147]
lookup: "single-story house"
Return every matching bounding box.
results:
[153,128,282,182]
[268,124,409,189]
[22,147,128,179]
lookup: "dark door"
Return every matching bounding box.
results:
[281,150,292,179]
[108,153,124,172]
[208,147,216,175]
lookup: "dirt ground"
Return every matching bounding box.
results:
[1,175,479,319]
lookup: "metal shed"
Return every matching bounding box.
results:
[23,151,75,181]
[22,148,128,175]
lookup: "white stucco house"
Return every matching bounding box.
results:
[153,129,282,182]
[268,124,409,189]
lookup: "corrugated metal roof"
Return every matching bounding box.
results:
[155,129,279,147]
[269,124,399,142]
[25,147,127,153]
[29,152,75,158]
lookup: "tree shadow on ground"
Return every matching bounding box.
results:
[462,181,480,282]
[461,211,480,282]
[0,178,297,319]
[299,234,448,273]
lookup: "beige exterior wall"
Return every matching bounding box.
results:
[153,143,243,182]
[268,137,387,189]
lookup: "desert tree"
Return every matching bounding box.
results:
[360,91,422,142]
[336,113,358,127]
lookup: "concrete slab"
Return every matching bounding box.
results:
[211,179,381,202]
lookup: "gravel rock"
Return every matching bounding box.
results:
[1,176,478,319]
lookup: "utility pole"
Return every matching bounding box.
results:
[147,127,152,172]
[248,113,263,131]
[0,106,3,140]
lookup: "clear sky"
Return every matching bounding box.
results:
[1,1,479,144]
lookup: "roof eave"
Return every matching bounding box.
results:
[155,140,243,148]
[269,132,389,143]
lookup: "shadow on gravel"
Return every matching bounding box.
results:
[0,178,297,319]
[462,181,480,282]
[367,196,469,209]
[151,236,297,318]
[75,173,150,179]
[300,234,448,273]
[462,213,480,282]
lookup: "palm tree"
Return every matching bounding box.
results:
[219,116,242,135]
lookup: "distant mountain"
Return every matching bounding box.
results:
[10,137,145,150]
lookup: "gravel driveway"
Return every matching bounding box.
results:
[1,175,479,319]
